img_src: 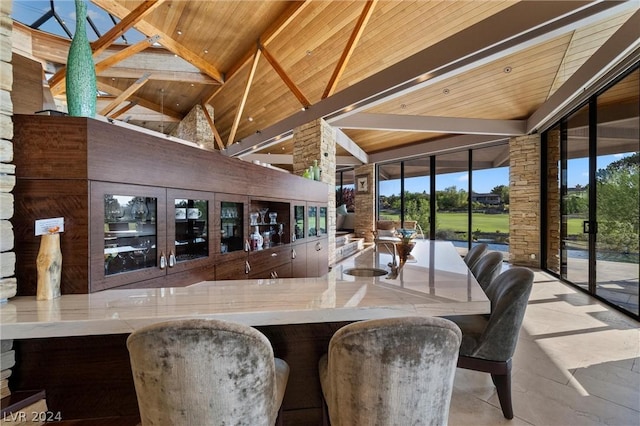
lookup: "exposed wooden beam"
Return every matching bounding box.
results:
[109,100,138,119]
[48,0,164,93]
[200,101,225,150]
[92,0,224,84]
[333,113,527,136]
[323,0,378,99]
[225,0,627,158]
[98,67,217,84]
[240,154,363,167]
[493,146,511,168]
[203,1,311,104]
[227,48,261,147]
[91,0,164,56]
[95,35,160,74]
[98,76,156,118]
[100,73,151,116]
[259,44,310,108]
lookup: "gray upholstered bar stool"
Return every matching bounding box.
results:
[463,242,488,270]
[318,316,462,426]
[127,319,289,426]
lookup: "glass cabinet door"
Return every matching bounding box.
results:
[92,182,167,292]
[221,201,244,254]
[294,204,306,241]
[319,206,327,236]
[173,197,209,262]
[104,194,158,275]
[308,205,318,237]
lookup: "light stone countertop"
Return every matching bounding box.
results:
[0,241,489,339]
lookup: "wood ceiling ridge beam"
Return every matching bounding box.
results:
[95,35,160,74]
[336,128,368,164]
[92,0,224,84]
[334,113,527,136]
[259,44,311,108]
[48,0,164,93]
[323,0,378,99]
[100,73,151,116]
[203,0,311,105]
[224,0,629,158]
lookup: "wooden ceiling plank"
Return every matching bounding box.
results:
[92,0,223,84]
[95,35,160,74]
[98,80,182,120]
[48,1,164,93]
[323,0,378,99]
[99,73,151,116]
[259,44,310,107]
[227,49,261,147]
[200,101,225,150]
[226,1,629,158]
[109,100,138,119]
[203,1,312,105]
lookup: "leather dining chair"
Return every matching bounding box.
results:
[470,251,504,292]
[444,267,534,419]
[463,243,488,270]
[127,319,289,426]
[318,316,462,426]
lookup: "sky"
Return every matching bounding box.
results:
[11,0,145,43]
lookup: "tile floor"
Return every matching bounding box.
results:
[448,267,640,426]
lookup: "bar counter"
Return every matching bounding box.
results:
[1,241,489,424]
[0,241,488,339]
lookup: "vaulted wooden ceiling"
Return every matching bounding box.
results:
[11,0,640,171]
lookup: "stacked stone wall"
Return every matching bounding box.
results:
[509,134,541,267]
[353,164,376,243]
[172,103,217,150]
[546,130,561,273]
[292,119,337,265]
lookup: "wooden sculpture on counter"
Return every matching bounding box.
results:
[36,227,62,300]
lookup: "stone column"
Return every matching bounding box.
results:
[0,0,16,301]
[546,130,561,273]
[354,164,376,243]
[509,134,541,267]
[171,103,217,151]
[0,0,16,402]
[292,119,337,265]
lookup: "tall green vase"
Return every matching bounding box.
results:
[66,0,97,117]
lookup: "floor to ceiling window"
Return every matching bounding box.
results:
[545,64,639,318]
[435,151,469,245]
[471,145,510,253]
[377,143,510,252]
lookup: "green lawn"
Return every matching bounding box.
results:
[381,211,585,236]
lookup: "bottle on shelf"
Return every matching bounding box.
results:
[250,226,263,251]
[313,160,320,181]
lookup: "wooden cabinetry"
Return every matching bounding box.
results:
[12,115,328,294]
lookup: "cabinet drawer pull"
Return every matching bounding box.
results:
[274,271,279,278]
[315,242,322,251]
[271,253,277,257]
[291,249,296,259]
[244,240,250,252]
[159,251,166,270]
[168,251,176,268]
[245,261,251,274]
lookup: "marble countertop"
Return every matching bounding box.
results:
[0,241,489,339]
